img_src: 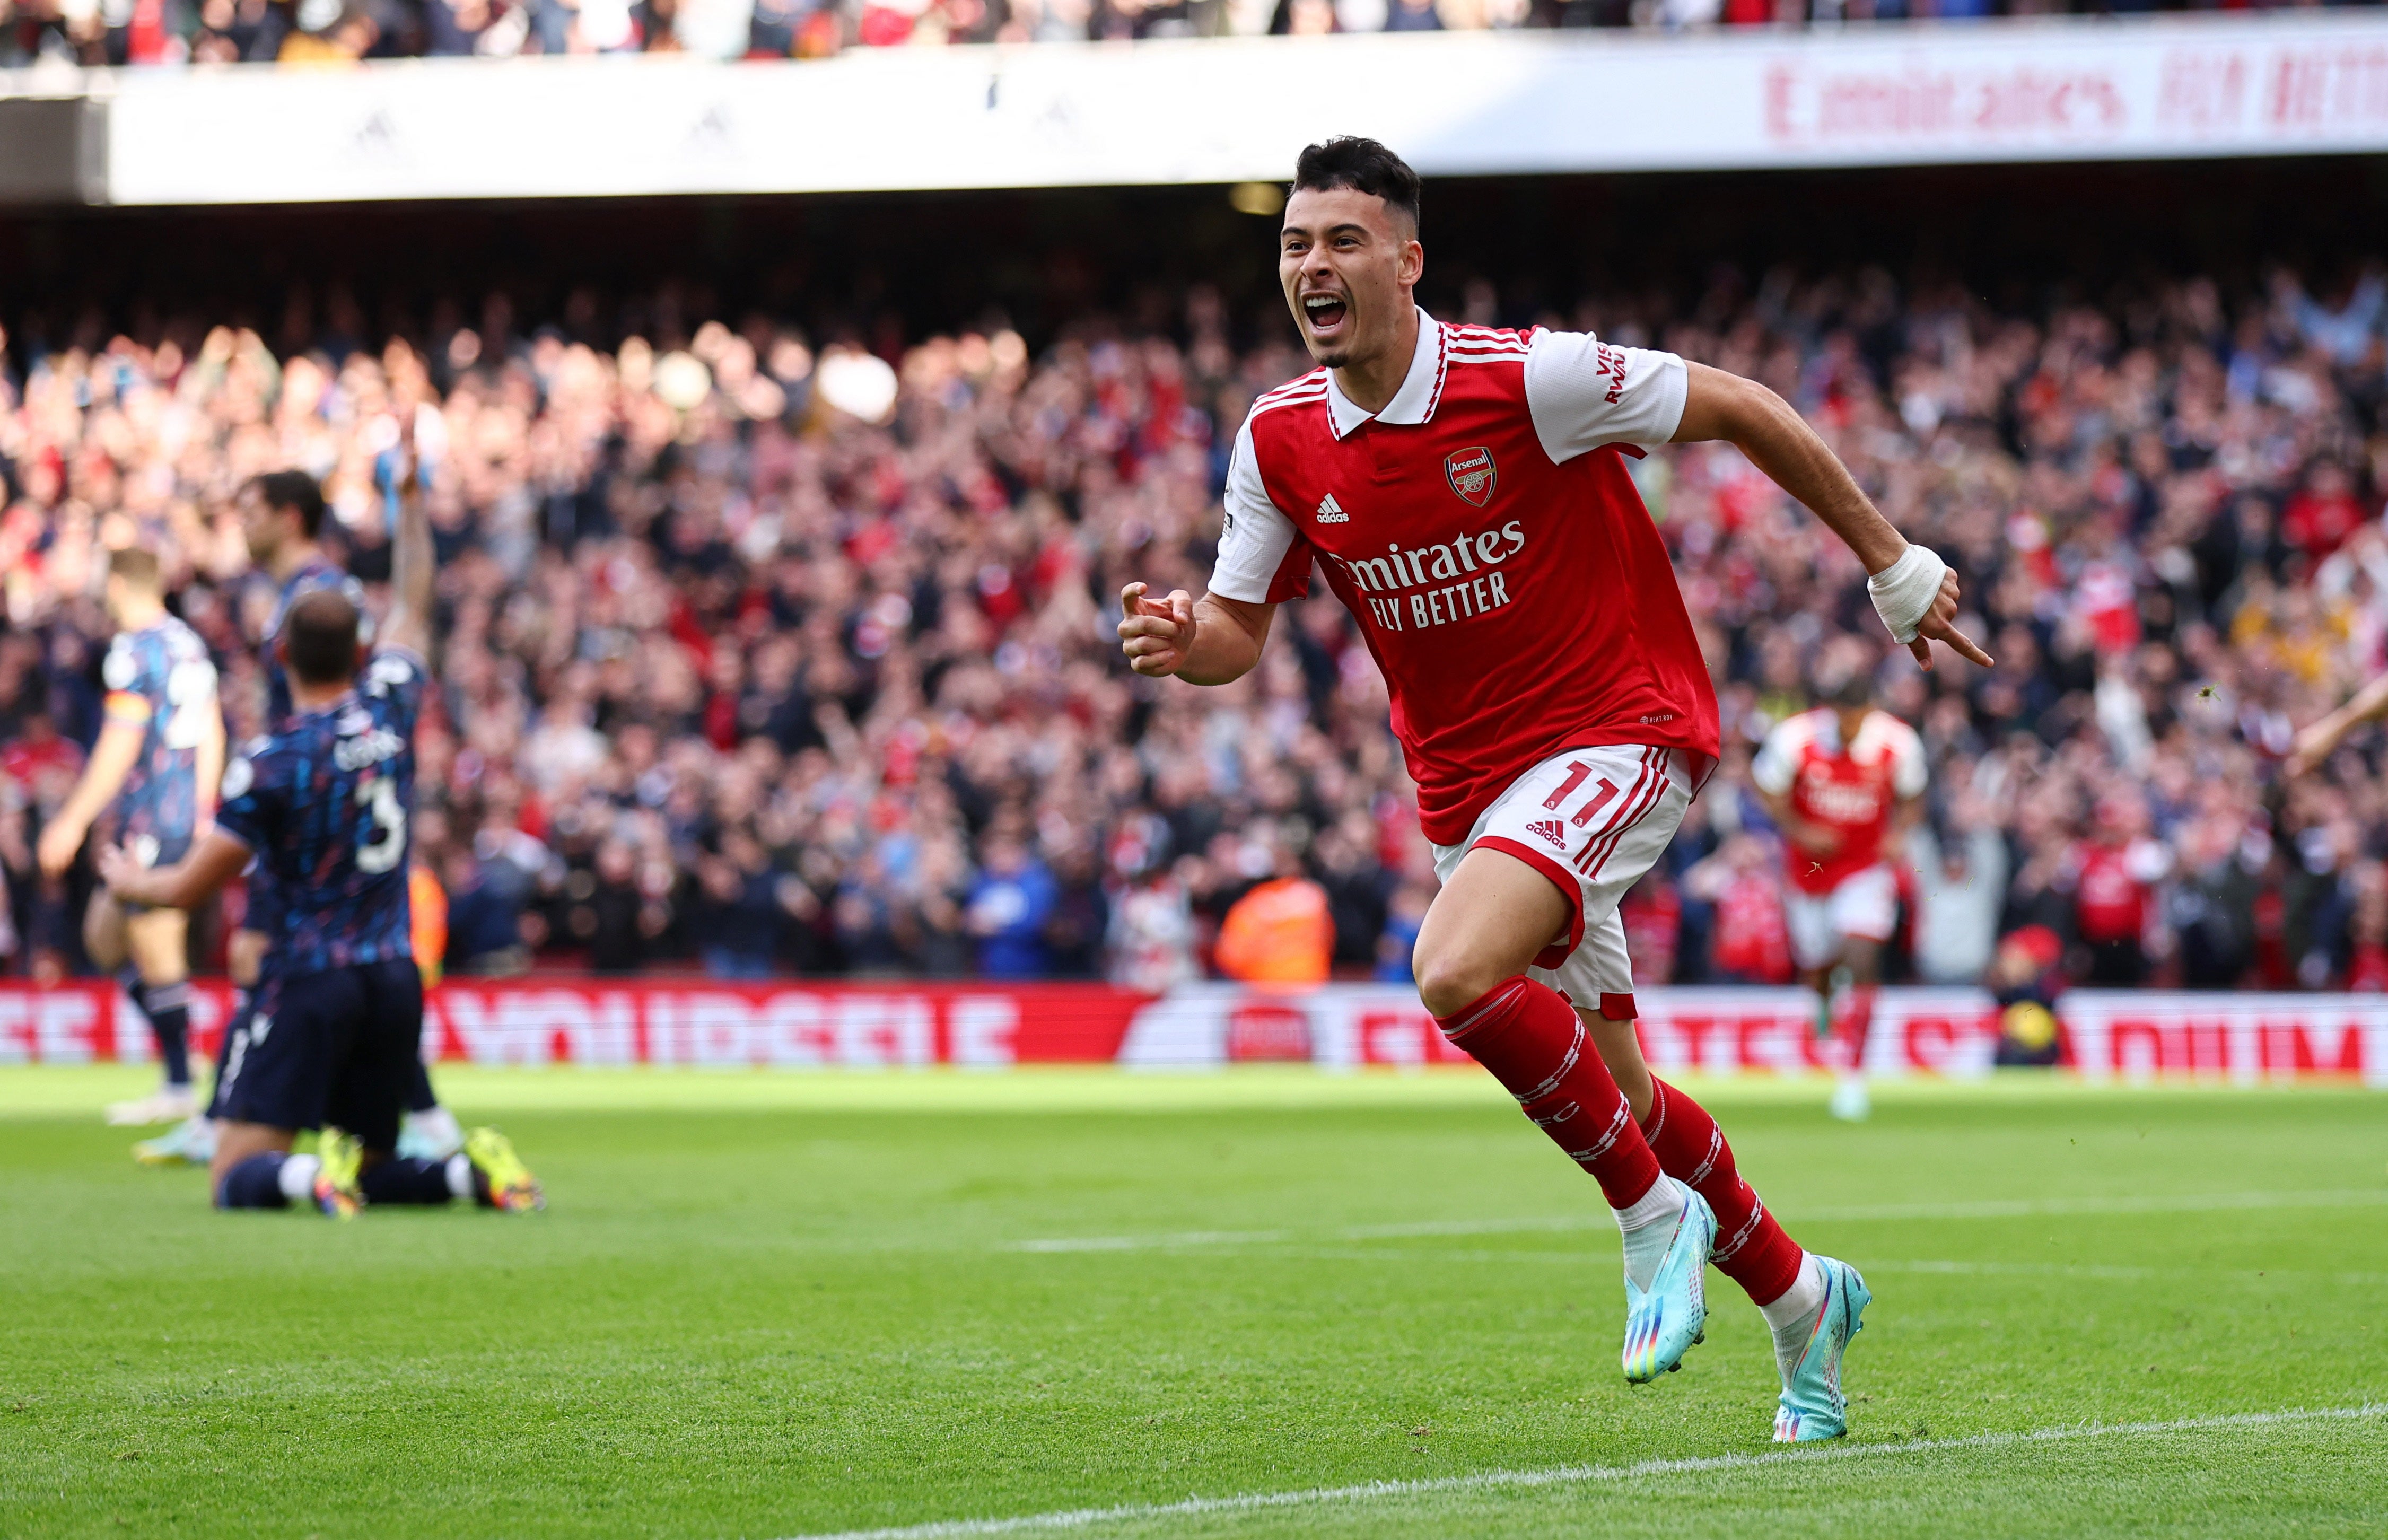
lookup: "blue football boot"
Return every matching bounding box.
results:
[1622,1180,1716,1384]
[1772,1255,1870,1441]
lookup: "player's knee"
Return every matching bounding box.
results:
[1413,941,1508,1021]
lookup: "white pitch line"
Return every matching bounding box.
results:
[1008,1188,2388,1254]
[776,1404,2386,1540]
[1016,1230,1290,1254]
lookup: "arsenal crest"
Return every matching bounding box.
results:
[1445,445,1497,507]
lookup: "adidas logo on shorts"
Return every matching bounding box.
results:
[1527,818,1567,849]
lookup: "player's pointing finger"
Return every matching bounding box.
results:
[1925,615,1995,669]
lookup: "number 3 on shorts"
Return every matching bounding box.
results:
[356,774,407,873]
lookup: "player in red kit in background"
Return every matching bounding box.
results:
[1752,664,1928,1123]
[1117,138,1991,1442]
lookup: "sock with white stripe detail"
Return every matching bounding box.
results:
[1760,1252,1828,1370]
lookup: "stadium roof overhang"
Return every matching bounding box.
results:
[4,12,2387,207]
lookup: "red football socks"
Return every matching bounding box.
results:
[1638,1076,1806,1306]
[1839,984,1878,1075]
[1436,977,1663,1210]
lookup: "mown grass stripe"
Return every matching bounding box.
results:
[781,1404,2388,1540]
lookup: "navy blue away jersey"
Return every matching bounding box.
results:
[216,648,424,975]
[101,616,217,867]
[264,557,368,731]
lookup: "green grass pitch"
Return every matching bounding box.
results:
[3,1066,2384,1538]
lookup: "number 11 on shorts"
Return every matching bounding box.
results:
[1542,760,1620,827]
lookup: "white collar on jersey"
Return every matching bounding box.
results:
[1323,307,1442,440]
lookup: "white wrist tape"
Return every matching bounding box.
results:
[1867,544,1947,645]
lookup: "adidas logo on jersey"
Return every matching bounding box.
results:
[1527,818,1567,849]
[1315,494,1349,524]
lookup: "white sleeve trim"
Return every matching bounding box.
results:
[1888,722,1929,800]
[1750,718,1801,797]
[1523,330,1689,464]
[1206,414,1300,605]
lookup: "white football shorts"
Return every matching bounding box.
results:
[1430,743,1697,1021]
[1784,863,1899,972]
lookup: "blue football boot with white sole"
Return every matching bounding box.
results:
[1772,1255,1870,1441]
[1621,1182,1716,1384]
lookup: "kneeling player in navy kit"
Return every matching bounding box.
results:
[102,444,540,1219]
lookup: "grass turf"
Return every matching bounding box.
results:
[2,1066,2383,1538]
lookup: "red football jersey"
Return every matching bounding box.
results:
[1208,311,1719,847]
[1751,706,1927,894]
[2066,837,2168,944]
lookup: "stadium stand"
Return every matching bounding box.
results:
[6,0,2368,68]
[5,243,2387,992]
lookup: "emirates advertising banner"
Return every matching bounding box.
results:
[5,979,2384,1084]
[63,14,2388,206]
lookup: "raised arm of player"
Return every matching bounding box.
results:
[34,718,146,880]
[1117,582,1275,686]
[2288,669,2388,776]
[99,828,253,912]
[1673,363,1992,672]
[379,424,435,660]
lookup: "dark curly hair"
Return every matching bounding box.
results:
[1292,137,1421,232]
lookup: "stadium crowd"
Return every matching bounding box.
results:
[3,258,2387,994]
[0,0,2354,68]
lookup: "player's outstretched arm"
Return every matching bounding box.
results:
[98,828,252,912]
[2288,670,2388,776]
[194,705,226,833]
[1117,582,1274,687]
[380,423,435,659]
[1673,363,1992,672]
[1755,785,1843,856]
[33,720,145,880]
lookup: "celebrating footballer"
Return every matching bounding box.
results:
[1118,137,1992,1441]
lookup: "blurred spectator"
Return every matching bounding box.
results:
[1910,816,2007,986]
[558,837,659,974]
[1214,837,1332,984]
[1989,925,2065,1066]
[2059,797,2170,985]
[693,827,783,977]
[1686,833,1793,984]
[1107,836,1199,991]
[967,834,1056,979]
[1621,869,1682,986]
[410,858,450,986]
[1373,879,1428,984]
[443,845,530,975]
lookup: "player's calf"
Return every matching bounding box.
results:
[1638,1077,1805,1306]
[210,1122,358,1219]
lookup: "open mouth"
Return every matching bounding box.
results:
[1301,292,1349,333]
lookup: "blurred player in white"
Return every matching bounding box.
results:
[1752,666,1927,1123]
[1118,136,1989,1441]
